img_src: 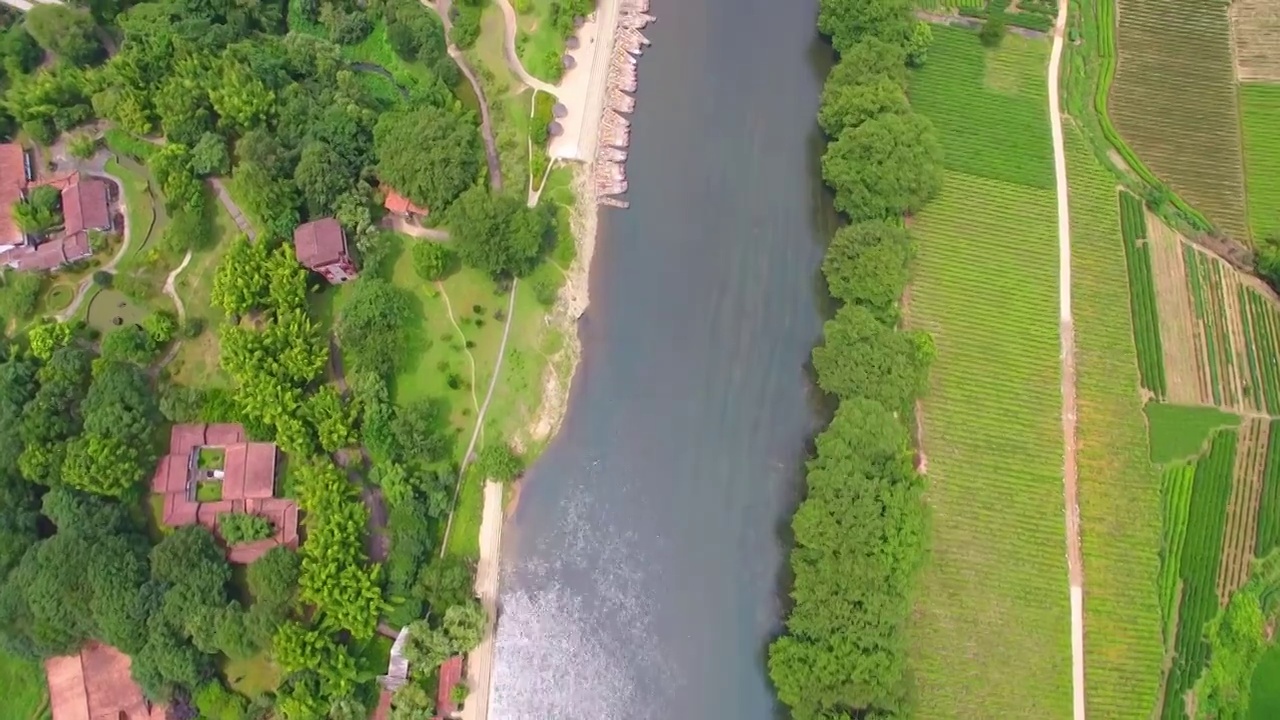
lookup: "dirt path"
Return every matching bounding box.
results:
[438,281,482,422]
[1048,2,1086,718]
[424,0,505,191]
[209,178,255,239]
[163,250,193,322]
[495,0,559,94]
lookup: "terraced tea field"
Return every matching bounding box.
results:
[1240,83,1280,242]
[1132,211,1280,415]
[907,170,1070,718]
[1109,0,1250,241]
[1218,418,1269,601]
[1065,135,1164,719]
[1160,429,1238,720]
[909,26,1054,189]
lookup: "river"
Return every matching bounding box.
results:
[489,0,833,716]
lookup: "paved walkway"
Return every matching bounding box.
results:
[495,0,559,94]
[1047,1,1086,718]
[209,178,255,239]
[382,215,451,240]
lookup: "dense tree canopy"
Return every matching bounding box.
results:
[335,278,417,376]
[822,112,943,221]
[770,0,938,716]
[822,220,913,322]
[24,6,103,66]
[448,186,550,277]
[375,108,480,213]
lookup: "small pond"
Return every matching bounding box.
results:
[86,288,149,332]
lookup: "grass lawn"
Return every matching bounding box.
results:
[1065,133,1166,717]
[389,238,508,438]
[196,481,222,502]
[199,447,226,469]
[105,156,169,266]
[1144,403,1241,465]
[168,189,243,390]
[40,283,74,314]
[0,648,47,720]
[514,0,568,83]
[85,288,151,332]
[906,171,1071,717]
[447,467,484,559]
[1250,642,1280,720]
[221,652,280,699]
[470,5,532,189]
[144,494,171,543]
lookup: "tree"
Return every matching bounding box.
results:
[411,241,455,282]
[209,60,274,134]
[389,682,434,720]
[217,512,274,544]
[821,220,913,322]
[68,133,98,160]
[401,620,450,669]
[822,112,943,221]
[0,272,42,320]
[374,108,480,213]
[151,143,204,212]
[447,187,549,277]
[191,133,230,176]
[811,304,932,415]
[24,6,103,66]
[817,0,915,56]
[441,600,485,653]
[295,141,351,217]
[61,433,148,499]
[475,443,522,483]
[211,236,270,317]
[818,74,909,137]
[979,13,1007,47]
[13,186,62,236]
[27,320,73,361]
[305,386,358,453]
[769,398,923,719]
[335,278,416,376]
[246,546,300,609]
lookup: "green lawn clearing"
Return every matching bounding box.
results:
[85,288,151,332]
[0,648,47,720]
[1249,642,1280,720]
[1144,403,1241,465]
[196,481,222,502]
[1240,83,1280,243]
[168,195,242,390]
[221,651,280,699]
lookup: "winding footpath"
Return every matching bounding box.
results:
[1047,2,1086,718]
[424,0,504,191]
[494,0,559,94]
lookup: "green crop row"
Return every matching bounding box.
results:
[1256,421,1280,558]
[1161,428,1237,719]
[1204,260,1240,408]
[1245,290,1280,415]
[1184,246,1222,406]
[1159,463,1195,642]
[1118,192,1165,397]
[1236,285,1266,412]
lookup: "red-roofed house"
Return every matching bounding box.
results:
[436,656,465,718]
[0,148,115,271]
[0,143,32,248]
[150,423,297,564]
[294,217,356,284]
[46,643,166,720]
[60,174,112,237]
[383,189,429,222]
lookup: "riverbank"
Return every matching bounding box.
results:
[524,164,596,449]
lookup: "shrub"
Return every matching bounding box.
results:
[475,442,522,483]
[92,270,113,287]
[412,241,455,282]
[218,512,275,544]
[979,14,1006,47]
[68,133,97,160]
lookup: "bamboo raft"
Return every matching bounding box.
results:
[595,0,655,207]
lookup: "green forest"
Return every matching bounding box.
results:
[0,0,564,715]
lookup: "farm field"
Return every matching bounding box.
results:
[1217,418,1269,602]
[908,26,1054,189]
[906,170,1070,717]
[1064,134,1165,718]
[1254,420,1280,558]
[1108,0,1250,241]
[1159,429,1237,719]
[1250,642,1280,719]
[1240,83,1280,243]
[1131,209,1280,415]
[1229,0,1280,82]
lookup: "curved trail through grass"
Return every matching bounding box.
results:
[1048,1,1086,717]
[437,280,482,423]
[495,0,559,94]
[164,250,193,322]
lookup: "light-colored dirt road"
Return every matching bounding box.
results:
[1047,2,1086,719]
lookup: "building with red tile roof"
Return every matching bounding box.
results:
[436,655,465,718]
[294,217,356,284]
[46,643,166,720]
[150,424,297,564]
[383,189,429,220]
[0,147,113,271]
